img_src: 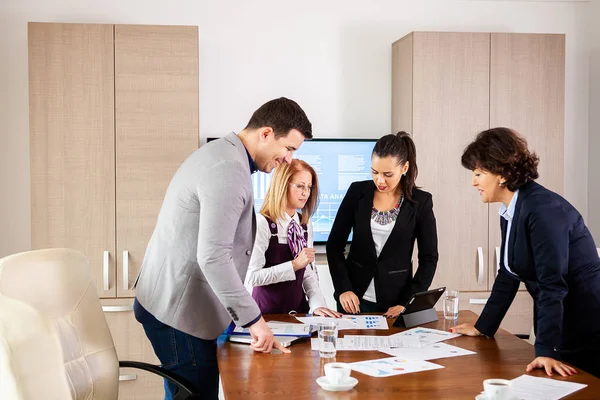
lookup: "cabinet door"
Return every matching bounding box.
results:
[114,25,199,297]
[29,22,116,297]
[410,32,491,292]
[102,299,164,400]
[488,33,565,288]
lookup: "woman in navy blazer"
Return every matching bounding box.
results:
[326,132,439,318]
[452,127,600,378]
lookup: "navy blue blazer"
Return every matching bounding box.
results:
[326,180,439,310]
[475,182,600,360]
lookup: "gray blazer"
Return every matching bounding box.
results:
[135,133,260,340]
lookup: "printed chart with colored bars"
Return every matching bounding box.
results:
[342,315,388,330]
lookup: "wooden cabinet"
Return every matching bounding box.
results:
[29,23,117,297]
[29,22,198,399]
[392,32,565,334]
[29,22,198,298]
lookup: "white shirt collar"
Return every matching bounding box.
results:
[277,211,300,229]
[498,189,519,222]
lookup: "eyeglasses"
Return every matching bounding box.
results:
[289,183,313,193]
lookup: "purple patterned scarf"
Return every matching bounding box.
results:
[287,218,307,258]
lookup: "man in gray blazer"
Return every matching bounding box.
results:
[133,98,312,400]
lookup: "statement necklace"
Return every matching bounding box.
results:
[371,195,404,225]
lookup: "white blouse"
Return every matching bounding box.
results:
[245,212,327,311]
[362,218,395,303]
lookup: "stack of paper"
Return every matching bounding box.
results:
[295,315,389,330]
[310,334,421,351]
[390,327,461,345]
[349,356,444,377]
[510,375,588,400]
[380,342,476,360]
[231,321,312,337]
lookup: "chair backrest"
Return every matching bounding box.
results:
[0,249,119,400]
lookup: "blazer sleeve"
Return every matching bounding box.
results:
[326,182,360,297]
[474,267,520,337]
[196,160,261,328]
[527,205,570,359]
[400,194,439,304]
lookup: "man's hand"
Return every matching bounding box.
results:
[248,317,291,354]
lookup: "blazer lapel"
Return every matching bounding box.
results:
[507,191,524,270]
[500,217,508,269]
[357,184,377,259]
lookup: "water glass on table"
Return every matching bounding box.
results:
[443,290,460,320]
[318,321,338,358]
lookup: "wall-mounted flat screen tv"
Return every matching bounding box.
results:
[206,137,376,244]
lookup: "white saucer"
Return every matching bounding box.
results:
[316,376,358,391]
[475,393,519,400]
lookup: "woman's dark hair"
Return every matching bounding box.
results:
[372,131,419,202]
[461,127,539,191]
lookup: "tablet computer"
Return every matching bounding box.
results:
[402,287,446,314]
[393,287,446,328]
[401,287,446,314]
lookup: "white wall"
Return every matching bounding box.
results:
[0,0,593,257]
[588,0,600,239]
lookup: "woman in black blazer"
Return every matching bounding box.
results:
[452,127,600,378]
[326,132,439,318]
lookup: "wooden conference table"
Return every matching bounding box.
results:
[217,311,599,399]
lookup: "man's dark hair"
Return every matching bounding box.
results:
[245,97,312,139]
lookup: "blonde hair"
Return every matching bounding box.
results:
[259,159,319,225]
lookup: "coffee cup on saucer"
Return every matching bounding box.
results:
[316,362,358,392]
[479,379,514,400]
[324,362,351,384]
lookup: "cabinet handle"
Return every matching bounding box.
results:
[477,247,484,284]
[495,246,501,277]
[119,374,138,382]
[123,250,129,291]
[103,251,109,291]
[102,305,134,312]
[469,298,488,305]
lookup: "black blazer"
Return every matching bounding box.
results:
[326,180,439,310]
[475,182,600,360]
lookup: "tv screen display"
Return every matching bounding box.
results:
[206,138,376,244]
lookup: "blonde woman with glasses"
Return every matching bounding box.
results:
[246,159,341,317]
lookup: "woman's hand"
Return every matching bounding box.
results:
[383,305,405,318]
[449,323,483,336]
[291,248,316,271]
[313,307,344,318]
[526,357,577,377]
[339,291,360,314]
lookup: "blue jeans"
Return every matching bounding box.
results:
[133,299,219,400]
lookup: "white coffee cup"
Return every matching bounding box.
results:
[324,362,351,385]
[483,379,513,400]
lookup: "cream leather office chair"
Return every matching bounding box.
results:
[0,248,198,400]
